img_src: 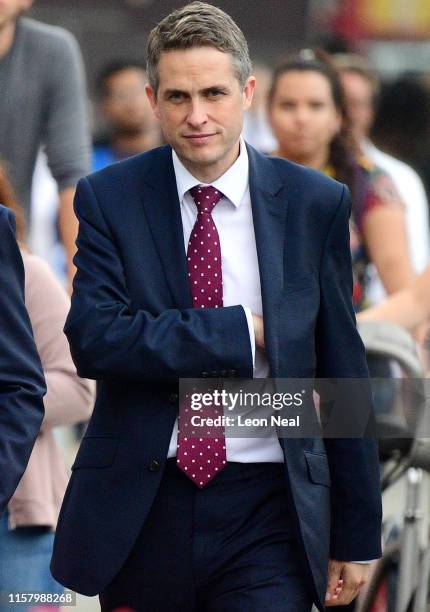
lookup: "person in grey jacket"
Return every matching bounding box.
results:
[0,0,90,287]
[0,204,45,515]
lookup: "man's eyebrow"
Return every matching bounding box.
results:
[162,85,230,97]
[163,88,188,97]
[201,85,229,93]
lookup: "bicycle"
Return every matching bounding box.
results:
[357,320,430,612]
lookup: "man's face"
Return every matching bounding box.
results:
[340,70,374,145]
[268,70,341,165]
[101,68,155,133]
[0,0,32,29]
[146,46,255,181]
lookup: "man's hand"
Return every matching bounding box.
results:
[252,314,265,350]
[325,560,370,606]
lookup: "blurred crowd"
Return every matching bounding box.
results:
[12,8,430,329]
[1,0,430,609]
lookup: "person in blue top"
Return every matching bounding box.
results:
[92,60,162,171]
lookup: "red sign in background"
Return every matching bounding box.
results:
[332,0,430,40]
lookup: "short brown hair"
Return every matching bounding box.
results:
[146,1,252,94]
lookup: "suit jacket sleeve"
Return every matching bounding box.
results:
[315,185,382,561]
[0,208,45,516]
[65,177,253,382]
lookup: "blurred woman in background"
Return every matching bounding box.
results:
[267,50,414,311]
[0,164,94,611]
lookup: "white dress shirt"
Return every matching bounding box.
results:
[167,140,283,462]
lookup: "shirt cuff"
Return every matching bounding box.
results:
[352,560,374,564]
[242,306,255,370]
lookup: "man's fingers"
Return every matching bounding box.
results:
[251,313,265,350]
[326,562,369,606]
[325,582,343,605]
[328,582,359,606]
[325,560,343,602]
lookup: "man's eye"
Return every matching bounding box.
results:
[207,90,223,98]
[168,92,184,101]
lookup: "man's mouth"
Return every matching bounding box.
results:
[183,133,217,142]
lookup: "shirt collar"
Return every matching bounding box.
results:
[172,138,249,209]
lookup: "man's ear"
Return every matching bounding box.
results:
[242,76,256,111]
[145,84,160,119]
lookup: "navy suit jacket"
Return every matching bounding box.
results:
[0,205,45,515]
[51,144,382,610]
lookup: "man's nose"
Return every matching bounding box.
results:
[186,100,208,127]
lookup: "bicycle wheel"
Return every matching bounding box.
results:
[358,541,400,612]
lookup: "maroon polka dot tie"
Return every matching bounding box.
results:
[176,185,227,487]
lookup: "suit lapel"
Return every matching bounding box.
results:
[138,146,192,309]
[247,145,288,377]
[133,144,289,377]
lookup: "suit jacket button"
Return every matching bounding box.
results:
[220,370,227,377]
[148,459,160,472]
[210,371,219,378]
[169,392,178,403]
[228,369,237,377]
[202,371,209,378]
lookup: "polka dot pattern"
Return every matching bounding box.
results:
[186,185,223,309]
[176,185,227,489]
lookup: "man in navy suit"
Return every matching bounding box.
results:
[51,2,382,610]
[0,205,45,515]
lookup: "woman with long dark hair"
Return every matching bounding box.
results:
[267,50,414,311]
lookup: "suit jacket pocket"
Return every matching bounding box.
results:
[71,436,119,470]
[304,450,331,487]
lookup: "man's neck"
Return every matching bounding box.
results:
[178,142,241,184]
[0,19,17,61]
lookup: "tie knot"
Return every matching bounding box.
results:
[190,185,223,214]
